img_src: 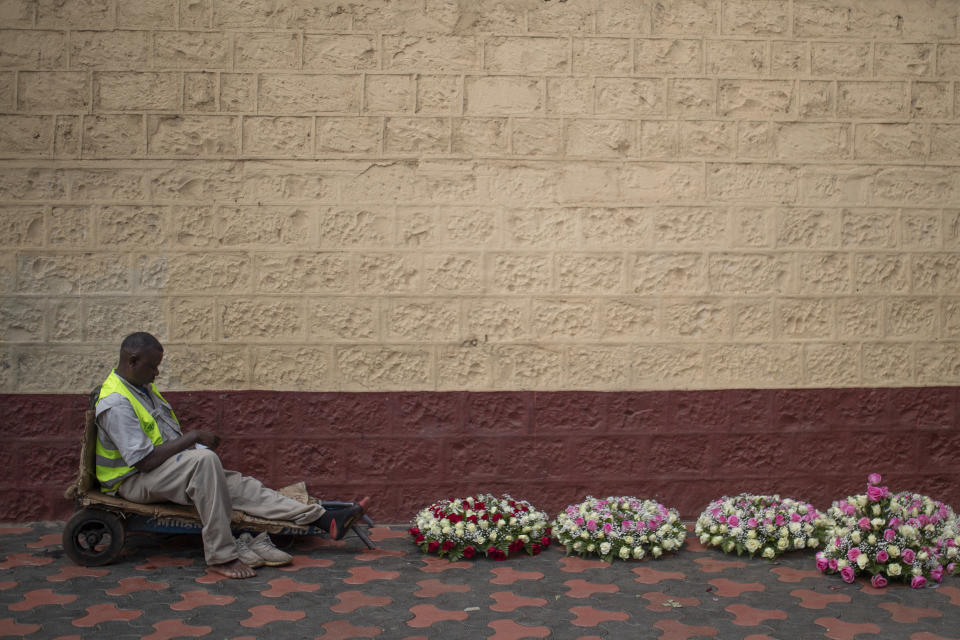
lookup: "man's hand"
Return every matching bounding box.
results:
[191,430,221,450]
[134,430,222,473]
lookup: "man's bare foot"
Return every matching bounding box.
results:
[208,558,256,579]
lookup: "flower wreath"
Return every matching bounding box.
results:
[695,494,825,559]
[816,474,959,588]
[409,494,551,561]
[553,496,686,562]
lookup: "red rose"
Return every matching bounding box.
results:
[541,536,551,547]
[531,543,541,555]
[415,535,426,543]
[409,527,420,537]
[475,502,485,510]
[463,546,476,558]
[492,513,503,522]
[448,514,462,524]
[509,539,524,553]
[467,515,478,524]
[441,540,455,552]
[494,549,507,561]
[545,527,552,536]
[427,541,440,553]
[481,513,489,521]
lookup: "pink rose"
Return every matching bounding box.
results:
[586,520,597,532]
[868,473,882,485]
[883,528,896,542]
[828,558,838,571]
[847,547,861,562]
[840,566,856,583]
[931,566,944,583]
[816,557,829,572]
[775,514,785,526]
[603,523,613,534]
[902,549,916,565]
[747,518,758,528]
[876,550,889,563]
[857,517,871,530]
[728,515,739,527]
[870,574,888,588]
[867,485,886,502]
[575,517,585,526]
[842,503,856,516]
[948,562,956,574]
[911,576,927,589]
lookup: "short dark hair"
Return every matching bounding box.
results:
[120,332,163,354]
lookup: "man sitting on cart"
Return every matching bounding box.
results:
[94,331,364,579]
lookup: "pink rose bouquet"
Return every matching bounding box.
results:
[695,494,826,560]
[553,496,686,562]
[410,493,550,561]
[816,474,959,588]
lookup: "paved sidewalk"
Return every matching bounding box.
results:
[1,522,958,639]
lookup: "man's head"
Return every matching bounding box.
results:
[117,332,164,387]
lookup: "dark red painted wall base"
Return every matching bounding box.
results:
[2,388,958,524]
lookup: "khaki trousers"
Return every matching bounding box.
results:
[118,448,324,565]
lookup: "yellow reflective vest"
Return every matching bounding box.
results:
[95,370,178,492]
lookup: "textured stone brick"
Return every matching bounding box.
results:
[719,80,795,118]
[489,253,551,294]
[556,254,623,294]
[910,82,952,119]
[154,31,230,69]
[811,42,871,77]
[652,206,726,247]
[316,206,389,249]
[775,123,850,160]
[796,253,851,294]
[17,253,130,294]
[308,298,378,342]
[424,252,482,293]
[196,205,310,247]
[579,207,648,248]
[527,0,594,33]
[437,346,492,390]
[0,0,34,27]
[726,206,769,248]
[874,43,933,78]
[340,161,416,203]
[220,297,303,341]
[138,253,250,293]
[862,343,913,384]
[838,81,907,119]
[653,0,718,34]
[384,117,449,153]
[948,211,960,249]
[486,164,557,205]
[97,205,164,248]
[709,253,789,294]
[798,0,958,39]
[37,0,112,27]
[798,80,835,119]
[241,161,335,203]
[213,0,349,29]
[917,343,960,383]
[706,39,766,76]
[256,253,349,293]
[854,254,909,294]
[318,117,381,154]
[944,299,960,338]
[731,299,773,339]
[707,163,797,203]
[0,298,45,342]
[837,297,882,339]
[798,165,873,206]
[388,299,460,343]
[735,121,770,159]
[855,123,926,161]
[631,252,705,294]
[168,297,215,342]
[707,343,802,386]
[412,169,480,204]
[161,346,248,388]
[464,298,527,342]
[220,73,256,112]
[49,298,81,341]
[621,162,703,202]
[0,167,66,201]
[485,36,568,74]
[183,73,216,112]
[573,38,631,74]
[596,78,664,116]
[532,299,596,341]
[722,0,788,35]
[259,74,360,114]
[396,206,495,249]
[886,297,937,338]
[251,346,330,388]
[777,298,833,338]
[0,71,11,109]
[678,120,735,158]
[18,72,89,112]
[873,167,958,206]
[85,297,166,342]
[53,115,80,158]
[771,41,808,75]
[179,0,211,28]
[336,346,432,390]
[148,115,239,157]
[931,124,960,161]
[235,31,299,70]
[912,253,960,294]
[492,345,562,390]
[415,75,459,114]
[600,298,657,339]
[384,35,478,71]
[357,253,420,293]
[365,74,413,114]
[632,344,703,386]
[565,119,632,158]
[667,78,714,116]
[15,346,110,392]
[0,116,52,157]
[0,29,66,69]
[302,34,376,72]
[901,211,941,249]
[841,209,897,248]
[464,76,542,115]
[506,118,556,156]
[242,116,313,157]
[663,299,728,338]
[566,346,631,389]
[94,72,180,111]
[150,161,242,202]
[48,205,91,247]
[115,0,175,27]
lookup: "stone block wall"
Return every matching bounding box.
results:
[1,0,959,522]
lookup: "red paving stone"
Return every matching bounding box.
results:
[135,555,194,570]
[8,588,78,611]
[140,619,212,640]
[0,581,16,590]
[330,590,392,613]
[344,566,401,584]
[633,566,686,584]
[106,576,170,595]
[417,556,473,573]
[369,526,409,542]
[707,578,765,597]
[71,603,143,627]
[743,636,777,640]
[563,579,619,598]
[195,569,231,584]
[789,588,851,610]
[46,565,110,582]
[260,577,322,598]
[317,620,383,638]
[653,619,718,639]
[239,604,306,627]
[489,591,548,612]
[0,618,41,637]
[937,585,960,606]
[770,566,823,583]
[406,604,469,628]
[559,557,611,573]
[725,604,788,626]
[414,579,471,598]
[568,605,630,627]
[169,589,236,610]
[683,537,709,553]
[0,553,54,569]
[878,602,943,624]
[912,633,960,640]
[693,557,747,573]
[353,548,406,561]
[277,555,335,572]
[487,619,551,639]
[26,533,62,549]
[50,636,82,640]
[490,567,545,584]
[814,617,883,640]
[640,592,701,611]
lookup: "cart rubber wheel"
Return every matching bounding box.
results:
[62,508,126,566]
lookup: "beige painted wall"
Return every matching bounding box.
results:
[1,0,959,393]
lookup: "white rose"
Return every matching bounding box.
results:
[867,534,877,545]
[850,531,861,544]
[467,523,477,532]
[794,538,806,549]
[762,547,776,559]
[807,538,819,548]
[496,520,506,528]
[699,534,710,545]
[788,522,801,534]
[480,521,490,530]
[888,563,902,576]
[652,546,662,557]
[633,547,645,559]
[509,518,517,525]
[600,542,612,555]
[711,536,723,547]
[587,543,596,552]
[856,554,869,569]
[619,546,631,559]
[489,531,497,542]
[746,539,761,553]
[625,536,635,545]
